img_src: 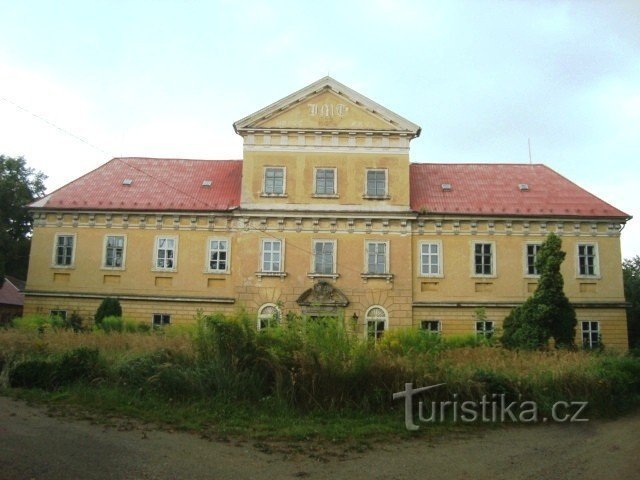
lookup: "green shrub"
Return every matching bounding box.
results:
[100,316,124,333]
[65,312,84,332]
[94,297,122,325]
[54,347,102,386]
[9,359,57,389]
[12,315,50,332]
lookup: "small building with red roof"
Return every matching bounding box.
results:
[0,276,25,325]
[24,77,631,348]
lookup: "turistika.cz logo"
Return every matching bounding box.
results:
[393,383,588,431]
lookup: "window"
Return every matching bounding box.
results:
[420,242,442,276]
[315,168,336,195]
[155,236,177,271]
[366,169,387,197]
[53,234,75,266]
[313,240,336,274]
[207,238,229,273]
[366,241,388,274]
[421,320,441,335]
[525,243,542,276]
[578,244,598,276]
[581,321,600,349]
[104,235,125,268]
[257,304,280,330]
[152,314,171,327]
[50,310,67,320]
[261,239,283,272]
[473,242,494,276]
[476,321,494,339]
[365,306,388,340]
[263,167,285,195]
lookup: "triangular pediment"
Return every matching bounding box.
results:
[234,77,421,135]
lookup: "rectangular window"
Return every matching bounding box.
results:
[315,168,336,195]
[526,243,542,276]
[50,310,67,320]
[366,170,386,197]
[420,242,441,276]
[578,244,598,276]
[476,321,494,339]
[581,321,600,349]
[421,320,441,335]
[366,241,388,274]
[152,313,171,327]
[54,234,74,266]
[474,243,494,276]
[261,239,283,272]
[155,236,177,270]
[264,167,285,195]
[104,235,125,268]
[207,238,229,273]
[313,240,335,274]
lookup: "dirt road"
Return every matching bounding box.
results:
[0,396,638,479]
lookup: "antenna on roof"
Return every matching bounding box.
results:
[528,138,532,165]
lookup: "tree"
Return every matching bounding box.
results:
[0,155,47,284]
[94,297,123,324]
[501,233,577,350]
[623,256,640,349]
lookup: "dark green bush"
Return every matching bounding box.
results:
[9,359,57,389]
[95,297,122,325]
[54,347,102,385]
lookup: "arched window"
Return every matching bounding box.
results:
[257,303,281,330]
[365,306,388,339]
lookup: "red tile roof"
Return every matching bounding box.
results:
[0,277,25,306]
[410,163,629,219]
[35,158,242,212]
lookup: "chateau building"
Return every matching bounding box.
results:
[24,77,631,348]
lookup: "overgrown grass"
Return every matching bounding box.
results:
[1,312,639,441]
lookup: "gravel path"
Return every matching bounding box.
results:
[0,396,638,479]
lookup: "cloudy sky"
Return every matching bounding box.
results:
[1,0,638,257]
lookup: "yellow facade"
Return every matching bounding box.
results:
[24,77,629,349]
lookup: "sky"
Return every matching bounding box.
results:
[0,0,638,257]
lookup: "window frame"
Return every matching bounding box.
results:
[364,240,390,275]
[420,320,441,335]
[102,234,127,270]
[475,321,494,339]
[581,320,600,349]
[49,310,67,320]
[262,166,286,196]
[576,242,600,278]
[313,167,338,197]
[363,168,389,199]
[260,238,285,273]
[365,305,389,340]
[206,237,231,274]
[523,242,542,277]
[257,303,281,330]
[418,240,443,277]
[52,233,76,268]
[311,239,337,276]
[471,241,497,278]
[153,235,178,272]
[152,313,171,327]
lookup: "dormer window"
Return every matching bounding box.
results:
[365,169,388,199]
[263,167,285,196]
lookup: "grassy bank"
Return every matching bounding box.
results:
[1,313,639,441]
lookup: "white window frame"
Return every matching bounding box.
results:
[365,305,389,340]
[364,240,390,275]
[153,235,178,272]
[421,320,441,335]
[152,313,171,327]
[418,240,443,277]
[311,239,337,276]
[206,237,230,274]
[260,238,284,273]
[364,168,389,199]
[523,242,542,277]
[581,321,600,349]
[262,166,286,196]
[471,241,497,278]
[257,303,281,330]
[52,233,76,268]
[476,321,494,339]
[313,167,338,197]
[102,234,127,270]
[576,242,600,278]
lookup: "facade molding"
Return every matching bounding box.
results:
[25,290,236,304]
